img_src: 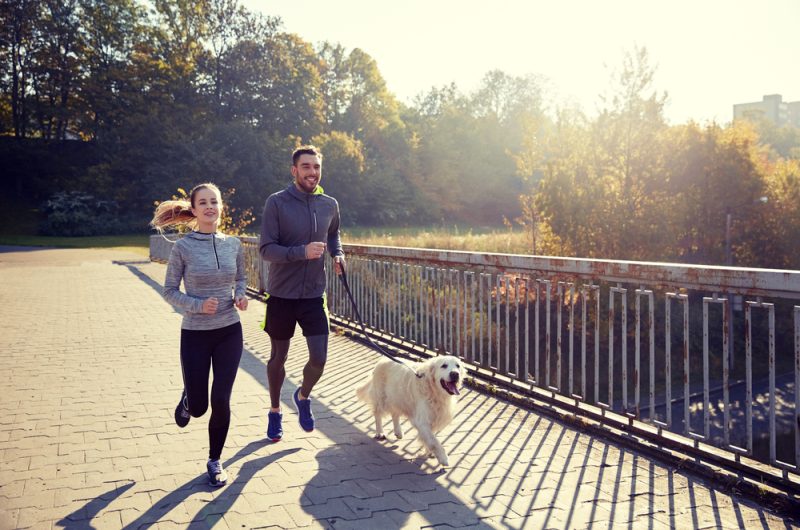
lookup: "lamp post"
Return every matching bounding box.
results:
[725,211,732,266]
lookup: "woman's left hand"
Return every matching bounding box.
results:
[234,295,248,311]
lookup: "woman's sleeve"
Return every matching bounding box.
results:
[162,243,204,313]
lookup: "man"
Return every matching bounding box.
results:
[258,145,344,441]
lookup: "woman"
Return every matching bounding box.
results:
[150,183,248,487]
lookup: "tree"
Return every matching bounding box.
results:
[592,46,669,258]
[472,70,548,150]
[198,0,280,117]
[670,122,769,265]
[31,0,84,139]
[532,108,608,257]
[1,0,42,138]
[750,118,800,160]
[77,0,146,140]
[761,158,800,268]
[310,131,365,224]
[317,45,402,141]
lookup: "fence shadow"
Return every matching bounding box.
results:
[100,260,796,528]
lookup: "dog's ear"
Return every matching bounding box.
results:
[453,356,464,375]
[425,357,438,379]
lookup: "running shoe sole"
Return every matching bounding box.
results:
[175,390,190,428]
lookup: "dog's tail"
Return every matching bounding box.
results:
[355,379,372,402]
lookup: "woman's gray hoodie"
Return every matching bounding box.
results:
[163,231,247,330]
[259,183,343,299]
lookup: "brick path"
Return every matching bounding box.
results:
[0,246,797,529]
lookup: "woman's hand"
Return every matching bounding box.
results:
[202,297,219,314]
[234,295,248,311]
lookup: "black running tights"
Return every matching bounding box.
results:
[180,322,243,460]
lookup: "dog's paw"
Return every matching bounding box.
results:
[394,430,403,439]
[374,433,387,441]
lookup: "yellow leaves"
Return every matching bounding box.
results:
[170,187,188,201]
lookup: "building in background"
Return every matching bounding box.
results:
[733,94,800,127]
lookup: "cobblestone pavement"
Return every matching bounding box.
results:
[0,246,797,529]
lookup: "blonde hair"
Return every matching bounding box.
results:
[150,183,222,231]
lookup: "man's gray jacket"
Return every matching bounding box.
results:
[258,183,343,299]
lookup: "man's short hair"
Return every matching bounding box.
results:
[292,145,322,166]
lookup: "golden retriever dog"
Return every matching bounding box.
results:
[356,355,464,467]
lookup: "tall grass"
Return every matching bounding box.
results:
[1,207,536,257]
[342,226,534,254]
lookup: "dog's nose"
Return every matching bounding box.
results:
[449,371,460,382]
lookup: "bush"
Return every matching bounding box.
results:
[39,191,140,236]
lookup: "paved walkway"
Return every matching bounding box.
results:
[0,246,797,529]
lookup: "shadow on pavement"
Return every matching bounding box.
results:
[302,444,483,528]
[116,261,487,527]
[56,481,135,529]
[120,443,300,529]
[105,259,796,529]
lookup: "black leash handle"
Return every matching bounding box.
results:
[337,260,422,378]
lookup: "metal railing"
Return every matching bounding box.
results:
[150,235,800,489]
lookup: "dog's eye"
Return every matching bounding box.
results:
[441,364,448,369]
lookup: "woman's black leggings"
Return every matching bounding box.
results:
[180,322,243,460]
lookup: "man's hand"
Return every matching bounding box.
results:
[202,297,219,314]
[305,241,326,260]
[333,255,345,276]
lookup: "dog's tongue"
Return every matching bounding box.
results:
[445,381,460,395]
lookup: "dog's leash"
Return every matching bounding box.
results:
[337,260,422,378]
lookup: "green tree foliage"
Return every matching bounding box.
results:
[761,158,800,267]
[590,46,669,259]
[525,47,799,268]
[407,71,548,225]
[315,43,420,224]
[317,44,402,140]
[1,4,798,268]
[661,122,770,264]
[310,130,365,224]
[1,0,46,138]
[530,108,606,257]
[749,118,800,160]
[79,0,150,139]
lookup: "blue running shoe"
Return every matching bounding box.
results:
[174,389,190,428]
[267,411,283,442]
[207,459,227,487]
[293,387,315,432]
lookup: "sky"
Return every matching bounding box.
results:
[242,0,800,125]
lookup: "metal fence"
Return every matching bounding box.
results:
[150,235,800,489]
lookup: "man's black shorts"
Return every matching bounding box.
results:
[264,295,329,340]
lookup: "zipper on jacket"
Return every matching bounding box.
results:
[307,197,316,239]
[302,198,315,297]
[211,234,220,269]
